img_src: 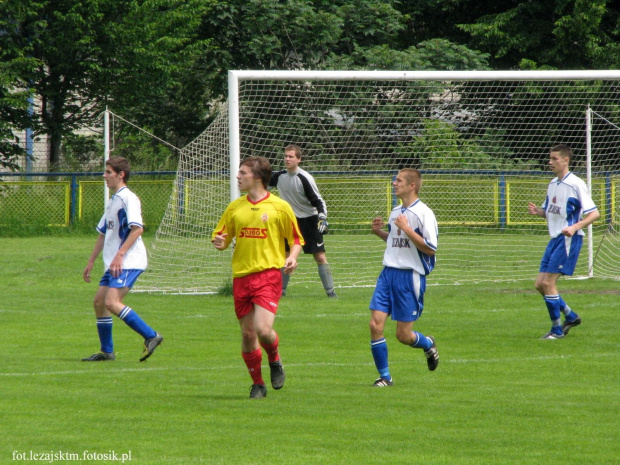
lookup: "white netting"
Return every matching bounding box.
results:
[138,73,620,293]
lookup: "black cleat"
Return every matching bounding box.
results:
[249,384,267,399]
[82,352,115,361]
[140,332,163,362]
[541,330,565,340]
[424,336,439,371]
[269,360,286,390]
[327,290,338,298]
[372,377,393,387]
[562,317,582,336]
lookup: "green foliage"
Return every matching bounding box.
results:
[457,0,620,69]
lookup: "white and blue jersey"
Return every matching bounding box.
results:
[383,200,438,275]
[369,199,438,322]
[96,186,147,271]
[541,172,597,239]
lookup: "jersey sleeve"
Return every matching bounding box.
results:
[125,193,144,228]
[96,213,107,234]
[298,172,327,216]
[212,205,235,248]
[282,202,305,247]
[577,181,597,215]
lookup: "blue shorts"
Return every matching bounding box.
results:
[369,267,426,322]
[99,269,144,289]
[539,234,583,276]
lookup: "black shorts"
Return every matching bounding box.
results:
[287,215,325,255]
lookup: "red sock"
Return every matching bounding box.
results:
[241,348,264,385]
[260,333,280,363]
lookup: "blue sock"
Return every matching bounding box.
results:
[559,295,579,321]
[544,295,562,332]
[96,317,113,353]
[410,331,432,351]
[118,306,156,339]
[370,338,391,380]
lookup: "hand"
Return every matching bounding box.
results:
[283,256,298,274]
[318,213,329,234]
[212,233,228,250]
[528,202,540,215]
[83,264,93,283]
[371,217,385,232]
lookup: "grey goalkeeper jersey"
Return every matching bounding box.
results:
[269,167,327,219]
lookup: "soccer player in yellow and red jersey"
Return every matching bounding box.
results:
[213,156,304,399]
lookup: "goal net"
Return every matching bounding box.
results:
[137,70,620,293]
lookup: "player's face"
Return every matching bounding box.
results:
[237,165,258,192]
[103,166,124,192]
[548,151,569,176]
[284,150,300,171]
[392,173,413,197]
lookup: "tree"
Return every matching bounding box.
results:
[0,0,213,169]
[457,0,620,69]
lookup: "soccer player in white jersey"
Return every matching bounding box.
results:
[82,156,163,361]
[368,168,439,387]
[213,156,304,399]
[528,144,600,339]
[269,144,336,297]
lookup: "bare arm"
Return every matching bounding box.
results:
[83,234,105,283]
[562,210,601,237]
[283,243,302,274]
[371,217,389,242]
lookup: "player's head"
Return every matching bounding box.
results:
[284,144,302,172]
[240,156,272,189]
[549,144,572,176]
[550,144,572,162]
[284,144,302,160]
[106,156,131,182]
[399,168,422,194]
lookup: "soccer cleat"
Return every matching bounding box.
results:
[269,360,286,390]
[424,336,439,371]
[139,332,164,362]
[249,384,267,399]
[82,351,115,361]
[541,330,565,340]
[562,317,582,336]
[372,377,393,387]
[327,290,338,298]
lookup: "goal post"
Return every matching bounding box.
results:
[137,70,620,294]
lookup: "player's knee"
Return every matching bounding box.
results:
[395,329,413,345]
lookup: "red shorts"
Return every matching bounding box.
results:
[233,268,282,319]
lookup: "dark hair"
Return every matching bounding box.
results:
[551,144,572,161]
[240,156,272,189]
[284,144,302,160]
[106,156,132,182]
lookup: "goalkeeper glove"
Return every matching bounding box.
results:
[318,213,329,234]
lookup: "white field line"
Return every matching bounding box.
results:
[1,352,616,378]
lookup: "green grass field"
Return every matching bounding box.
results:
[1,236,618,464]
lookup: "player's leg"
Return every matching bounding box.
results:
[314,251,336,297]
[104,271,163,360]
[392,269,439,371]
[82,284,115,361]
[252,269,286,390]
[536,271,565,339]
[239,309,267,398]
[369,309,391,385]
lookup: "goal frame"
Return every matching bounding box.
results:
[228,69,620,280]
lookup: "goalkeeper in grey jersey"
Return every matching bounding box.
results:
[269,144,337,298]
